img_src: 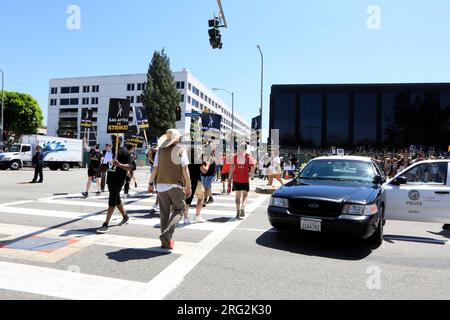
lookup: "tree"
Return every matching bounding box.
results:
[141,49,180,141]
[1,91,43,143]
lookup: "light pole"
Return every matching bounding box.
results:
[0,69,4,145]
[256,45,264,164]
[212,87,234,146]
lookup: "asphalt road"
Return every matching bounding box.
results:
[0,167,449,300]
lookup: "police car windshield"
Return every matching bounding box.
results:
[298,159,376,183]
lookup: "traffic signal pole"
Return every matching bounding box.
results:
[216,0,228,28]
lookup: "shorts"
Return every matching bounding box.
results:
[221,172,229,182]
[201,175,215,189]
[233,182,250,192]
[88,167,101,178]
[186,179,205,205]
[107,179,125,207]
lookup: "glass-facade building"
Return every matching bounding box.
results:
[270,83,450,151]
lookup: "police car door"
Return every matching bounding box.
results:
[384,162,450,223]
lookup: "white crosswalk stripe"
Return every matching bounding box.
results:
[0,180,271,300]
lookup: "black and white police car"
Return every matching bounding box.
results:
[268,156,386,245]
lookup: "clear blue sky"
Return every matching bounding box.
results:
[2,0,450,136]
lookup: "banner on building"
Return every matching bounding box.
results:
[107,99,131,134]
[134,106,149,130]
[125,125,145,147]
[80,109,93,129]
[201,112,222,132]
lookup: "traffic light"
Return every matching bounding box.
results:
[208,17,223,49]
[176,106,182,121]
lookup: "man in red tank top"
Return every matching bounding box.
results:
[229,143,255,220]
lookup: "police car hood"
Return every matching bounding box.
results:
[274,180,379,204]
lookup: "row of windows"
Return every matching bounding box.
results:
[127,96,143,104]
[271,91,450,149]
[186,82,234,118]
[127,83,146,91]
[51,85,99,95]
[54,97,99,106]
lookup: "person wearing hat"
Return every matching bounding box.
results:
[148,129,192,250]
[97,135,132,233]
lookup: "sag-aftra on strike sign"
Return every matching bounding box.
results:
[107,98,131,133]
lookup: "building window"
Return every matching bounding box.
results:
[353,94,377,146]
[326,93,350,146]
[136,96,142,103]
[91,97,98,105]
[137,83,146,91]
[50,99,57,106]
[92,85,99,93]
[51,88,58,95]
[192,86,200,96]
[176,81,185,90]
[82,98,89,105]
[61,87,70,94]
[127,96,135,103]
[300,94,322,148]
[188,83,192,91]
[83,86,90,93]
[127,83,135,91]
[71,87,79,93]
[180,94,184,103]
[188,96,191,104]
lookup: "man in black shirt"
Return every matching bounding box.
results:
[97,135,132,234]
[82,141,103,197]
[30,146,44,183]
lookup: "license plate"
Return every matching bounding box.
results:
[300,218,322,232]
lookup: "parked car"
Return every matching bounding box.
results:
[268,156,386,246]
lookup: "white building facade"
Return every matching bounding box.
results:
[47,69,251,147]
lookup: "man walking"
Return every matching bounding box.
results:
[100,144,113,192]
[229,143,255,220]
[148,129,192,250]
[30,146,44,183]
[82,140,103,198]
[97,135,131,234]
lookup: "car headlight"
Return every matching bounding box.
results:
[270,197,289,209]
[342,203,378,216]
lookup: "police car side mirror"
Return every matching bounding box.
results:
[392,176,407,186]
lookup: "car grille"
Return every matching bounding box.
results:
[289,198,342,218]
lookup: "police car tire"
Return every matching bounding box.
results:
[368,214,384,247]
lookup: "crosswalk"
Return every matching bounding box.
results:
[0,180,270,300]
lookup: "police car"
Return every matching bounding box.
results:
[383,160,450,228]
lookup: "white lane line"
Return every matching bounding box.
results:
[0,223,198,255]
[0,206,239,231]
[141,195,269,299]
[0,200,34,207]
[0,261,148,300]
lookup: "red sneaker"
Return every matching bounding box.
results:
[168,240,175,250]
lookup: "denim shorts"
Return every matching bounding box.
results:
[201,175,215,189]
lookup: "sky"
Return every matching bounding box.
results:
[1,0,450,138]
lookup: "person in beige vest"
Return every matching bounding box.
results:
[148,129,192,250]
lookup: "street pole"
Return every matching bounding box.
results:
[256,45,264,165]
[212,88,234,151]
[0,69,4,145]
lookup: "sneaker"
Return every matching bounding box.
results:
[193,216,206,223]
[159,235,174,250]
[240,209,246,218]
[207,197,214,204]
[202,203,206,208]
[236,212,242,220]
[118,215,129,226]
[82,192,88,198]
[151,204,160,212]
[97,223,109,233]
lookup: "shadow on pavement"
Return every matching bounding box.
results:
[255,230,374,260]
[60,228,100,238]
[106,248,170,262]
[384,234,447,245]
[428,228,450,240]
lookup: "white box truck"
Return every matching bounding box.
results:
[0,135,83,171]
